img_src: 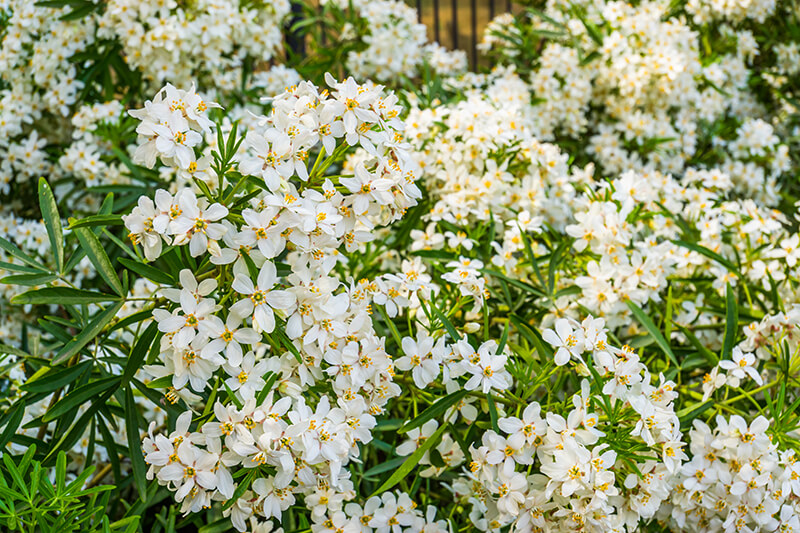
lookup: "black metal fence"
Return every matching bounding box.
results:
[286,1,518,70]
[416,0,516,68]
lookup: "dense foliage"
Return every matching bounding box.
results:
[2,0,800,532]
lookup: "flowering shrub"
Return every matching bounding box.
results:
[2,0,800,532]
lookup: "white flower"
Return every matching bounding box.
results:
[169,190,229,257]
[231,262,296,334]
[462,340,511,394]
[395,333,439,388]
[542,318,585,366]
[224,351,268,399]
[719,346,763,386]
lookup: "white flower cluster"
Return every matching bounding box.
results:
[125,76,433,531]
[323,0,466,82]
[478,0,791,202]
[661,415,800,532]
[686,0,778,23]
[406,74,800,333]
[98,0,290,88]
[58,101,129,192]
[452,316,684,532]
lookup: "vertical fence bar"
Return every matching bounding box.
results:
[490,0,495,20]
[417,0,422,21]
[286,0,306,56]
[470,0,477,69]
[451,0,458,49]
[433,0,441,43]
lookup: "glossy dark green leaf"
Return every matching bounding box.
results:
[122,322,158,385]
[67,214,124,229]
[74,227,124,296]
[125,387,148,500]
[0,236,46,270]
[43,376,119,422]
[118,257,174,285]
[399,389,467,434]
[626,300,679,368]
[11,287,121,306]
[371,422,446,496]
[38,178,64,273]
[22,361,92,393]
[722,283,738,361]
[52,301,125,364]
[0,273,58,286]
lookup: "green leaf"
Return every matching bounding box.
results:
[122,323,159,385]
[125,387,148,500]
[224,382,244,409]
[0,344,30,358]
[22,361,92,393]
[0,273,58,286]
[362,456,407,478]
[399,390,468,434]
[146,376,173,389]
[74,227,124,296]
[11,287,122,305]
[496,320,510,354]
[38,178,64,273]
[371,422,446,496]
[675,324,718,364]
[722,283,738,361]
[118,257,175,285]
[43,376,119,422]
[221,470,256,511]
[625,300,679,368]
[672,240,739,274]
[67,214,124,229]
[0,235,46,270]
[487,394,500,432]
[52,301,125,365]
[0,260,44,274]
[430,304,461,341]
[0,403,25,450]
[678,400,713,426]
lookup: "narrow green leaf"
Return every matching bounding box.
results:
[221,470,255,511]
[11,287,121,306]
[722,283,738,360]
[431,304,461,341]
[672,240,739,274]
[363,457,407,478]
[67,214,124,229]
[625,300,679,368]
[487,394,500,432]
[125,387,148,500]
[0,260,44,274]
[224,382,244,409]
[52,301,125,364]
[43,376,119,422]
[123,323,159,385]
[0,236,46,270]
[0,403,25,450]
[118,257,174,285]
[0,273,58,286]
[399,390,468,434]
[675,324,718,364]
[22,360,92,393]
[146,376,173,389]
[39,178,64,273]
[74,227,124,296]
[372,423,446,496]
[496,320,510,354]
